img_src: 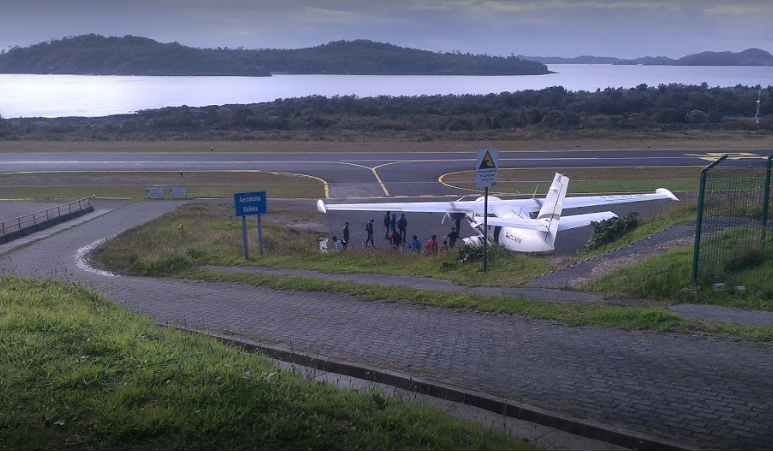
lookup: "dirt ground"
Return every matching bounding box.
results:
[1,131,772,153]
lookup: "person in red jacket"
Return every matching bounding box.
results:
[426,234,438,256]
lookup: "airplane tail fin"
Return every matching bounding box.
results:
[537,173,569,249]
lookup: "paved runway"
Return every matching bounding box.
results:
[1,198,772,450]
[1,148,769,199]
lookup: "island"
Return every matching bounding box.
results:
[0,34,550,77]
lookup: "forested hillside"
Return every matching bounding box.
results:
[0,83,769,142]
[252,40,549,75]
[0,34,549,76]
[0,35,270,76]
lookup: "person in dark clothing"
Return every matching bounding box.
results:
[342,222,350,249]
[383,211,391,240]
[396,213,408,244]
[389,227,400,249]
[365,218,375,247]
[389,213,396,238]
[445,227,459,248]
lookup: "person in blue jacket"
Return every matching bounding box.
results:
[408,235,422,253]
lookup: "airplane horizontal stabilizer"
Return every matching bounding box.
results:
[483,216,549,231]
[557,211,617,231]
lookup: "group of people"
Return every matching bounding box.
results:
[330,211,462,255]
[383,211,408,248]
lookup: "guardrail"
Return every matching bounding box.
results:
[1,197,94,239]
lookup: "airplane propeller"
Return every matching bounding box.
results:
[442,195,469,224]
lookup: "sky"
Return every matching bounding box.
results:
[1,0,772,59]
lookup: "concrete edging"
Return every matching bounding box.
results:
[180,325,688,451]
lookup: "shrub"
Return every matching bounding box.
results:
[456,244,484,263]
[583,212,640,251]
[686,109,709,123]
[541,110,567,128]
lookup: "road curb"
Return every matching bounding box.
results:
[178,325,689,451]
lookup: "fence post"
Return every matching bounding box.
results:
[691,154,728,285]
[761,154,773,252]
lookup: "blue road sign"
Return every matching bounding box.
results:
[233,191,268,216]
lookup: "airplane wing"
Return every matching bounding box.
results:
[317,180,679,221]
[562,189,679,210]
[316,198,533,216]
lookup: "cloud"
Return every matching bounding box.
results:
[0,0,770,58]
[703,3,773,16]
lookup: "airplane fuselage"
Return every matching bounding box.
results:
[463,223,556,253]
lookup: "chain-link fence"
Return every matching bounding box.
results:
[691,155,773,291]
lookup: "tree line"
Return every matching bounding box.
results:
[0,34,549,76]
[0,83,770,141]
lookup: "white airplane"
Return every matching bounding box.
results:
[316,173,679,253]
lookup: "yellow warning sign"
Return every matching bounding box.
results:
[479,150,497,169]
[476,149,499,188]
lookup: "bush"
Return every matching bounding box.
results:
[541,110,567,128]
[686,109,709,123]
[583,212,640,251]
[456,244,484,263]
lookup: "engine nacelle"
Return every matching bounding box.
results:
[474,195,502,203]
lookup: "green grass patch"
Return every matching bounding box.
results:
[578,200,697,256]
[443,166,702,195]
[179,268,773,341]
[99,203,554,286]
[0,275,534,450]
[95,202,773,340]
[0,171,324,200]
[584,244,773,311]
[463,179,698,195]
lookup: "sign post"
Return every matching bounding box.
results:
[233,191,268,259]
[475,149,499,273]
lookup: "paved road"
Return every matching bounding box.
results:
[1,149,768,198]
[1,199,772,450]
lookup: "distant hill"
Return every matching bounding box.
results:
[0,34,550,76]
[674,48,773,66]
[255,40,549,75]
[0,34,271,76]
[519,48,773,66]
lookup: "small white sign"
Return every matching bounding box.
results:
[475,149,499,188]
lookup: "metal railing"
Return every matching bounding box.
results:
[1,197,94,237]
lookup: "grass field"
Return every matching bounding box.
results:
[2,130,772,153]
[442,166,704,194]
[0,275,533,450]
[95,202,773,341]
[0,171,325,200]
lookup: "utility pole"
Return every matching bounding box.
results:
[755,89,761,124]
